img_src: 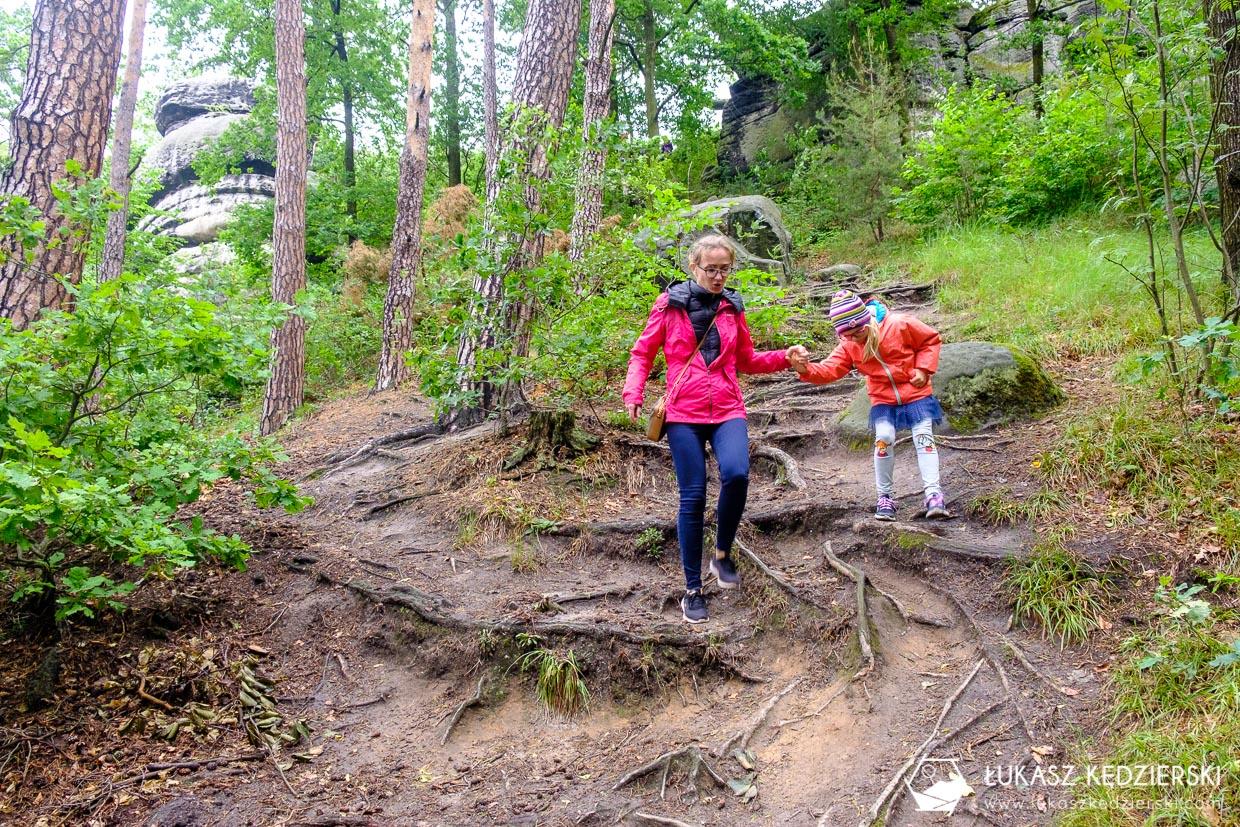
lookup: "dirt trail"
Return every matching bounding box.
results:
[109,368,1107,827]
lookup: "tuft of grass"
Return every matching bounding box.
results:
[510,541,538,573]
[514,633,590,718]
[970,486,1067,526]
[1004,536,1109,647]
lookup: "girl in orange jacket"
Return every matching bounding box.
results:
[789,290,950,521]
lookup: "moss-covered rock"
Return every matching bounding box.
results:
[832,342,1063,448]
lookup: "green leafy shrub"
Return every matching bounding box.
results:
[0,274,310,622]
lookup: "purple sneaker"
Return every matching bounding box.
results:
[925,493,950,519]
[875,495,897,521]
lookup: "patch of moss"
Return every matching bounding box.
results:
[939,346,1063,434]
[893,531,931,551]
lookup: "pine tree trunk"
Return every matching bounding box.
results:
[331,0,357,236]
[482,0,499,209]
[642,0,658,138]
[568,0,615,266]
[451,0,582,427]
[1205,0,1240,296]
[442,0,462,188]
[99,0,147,284]
[0,0,124,328]
[260,0,309,436]
[1027,0,1044,116]
[374,0,435,392]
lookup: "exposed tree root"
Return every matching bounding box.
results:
[718,679,800,758]
[440,676,485,745]
[630,812,701,827]
[821,542,950,628]
[333,575,730,650]
[359,487,445,519]
[751,444,806,489]
[613,745,728,800]
[819,542,874,680]
[852,658,986,827]
[927,583,1072,699]
[304,422,445,479]
[856,521,1026,563]
[733,540,831,613]
[61,752,267,814]
[535,584,636,612]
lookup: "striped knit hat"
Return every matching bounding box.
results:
[828,290,872,334]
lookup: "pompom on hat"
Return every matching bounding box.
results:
[828,290,873,334]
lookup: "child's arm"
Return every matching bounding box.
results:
[903,316,942,377]
[795,342,855,385]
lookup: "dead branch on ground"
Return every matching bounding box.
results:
[60,752,266,814]
[852,659,985,827]
[536,583,636,611]
[631,813,702,827]
[613,745,727,800]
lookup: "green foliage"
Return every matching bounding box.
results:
[634,526,664,559]
[0,273,310,622]
[514,633,590,718]
[1004,537,1110,647]
[969,486,1066,526]
[786,39,905,241]
[898,82,1121,227]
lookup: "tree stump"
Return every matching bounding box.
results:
[503,410,599,470]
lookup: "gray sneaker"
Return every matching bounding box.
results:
[709,555,741,589]
[681,590,708,624]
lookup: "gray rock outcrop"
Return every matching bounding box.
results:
[635,195,794,279]
[831,341,1063,446]
[718,0,1102,176]
[139,78,275,247]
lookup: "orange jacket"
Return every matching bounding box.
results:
[799,313,942,406]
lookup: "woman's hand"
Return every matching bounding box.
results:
[909,368,929,388]
[786,345,810,374]
[626,403,642,423]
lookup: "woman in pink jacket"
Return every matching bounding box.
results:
[623,235,797,624]
[789,290,950,522]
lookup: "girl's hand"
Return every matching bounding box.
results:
[786,345,810,373]
[910,368,928,388]
[626,403,642,423]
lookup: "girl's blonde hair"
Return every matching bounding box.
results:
[688,234,736,266]
[861,319,881,362]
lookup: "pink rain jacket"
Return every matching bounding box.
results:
[623,288,790,424]
[799,312,942,406]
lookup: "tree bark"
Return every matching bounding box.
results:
[641,0,657,138]
[1027,0,1044,116]
[441,0,462,188]
[482,0,499,209]
[0,0,125,328]
[568,0,615,266]
[1205,0,1240,296]
[374,0,435,392]
[451,0,582,427]
[259,0,309,436]
[330,0,357,238]
[99,0,147,284]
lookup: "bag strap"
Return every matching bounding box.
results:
[665,309,718,403]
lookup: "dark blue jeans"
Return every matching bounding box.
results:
[665,418,750,592]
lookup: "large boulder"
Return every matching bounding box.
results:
[138,77,276,248]
[832,341,1063,447]
[635,194,793,279]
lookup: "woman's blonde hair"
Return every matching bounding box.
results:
[688,234,736,266]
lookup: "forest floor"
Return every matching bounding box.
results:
[0,299,1179,827]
